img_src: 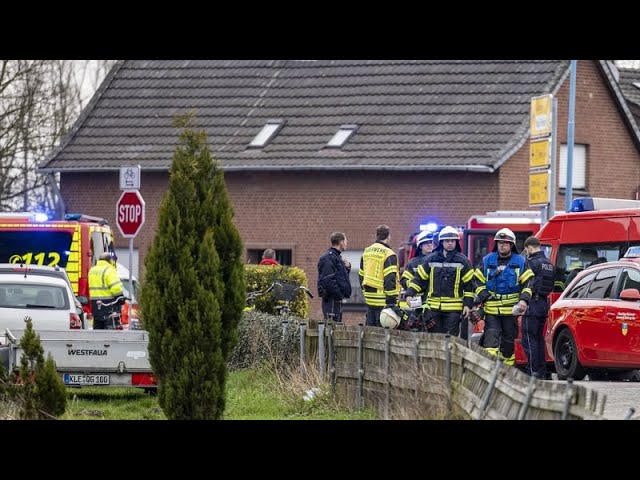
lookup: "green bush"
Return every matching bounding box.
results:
[228,310,301,371]
[244,265,310,318]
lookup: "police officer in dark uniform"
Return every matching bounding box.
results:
[522,236,555,379]
[317,232,352,322]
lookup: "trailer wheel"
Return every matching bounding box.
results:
[143,388,157,396]
[554,329,586,381]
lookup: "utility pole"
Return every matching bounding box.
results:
[565,60,577,212]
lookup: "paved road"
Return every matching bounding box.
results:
[572,380,640,420]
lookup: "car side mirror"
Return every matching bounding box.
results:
[620,288,640,301]
[76,295,89,306]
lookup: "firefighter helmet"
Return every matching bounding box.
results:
[380,307,401,329]
[494,228,516,244]
[438,226,460,241]
[415,230,434,248]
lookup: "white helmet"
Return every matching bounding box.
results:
[494,228,516,244]
[415,230,434,248]
[380,307,401,329]
[438,226,460,241]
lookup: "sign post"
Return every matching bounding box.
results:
[529,95,554,224]
[117,167,144,326]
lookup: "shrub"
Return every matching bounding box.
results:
[244,265,310,318]
[228,310,301,371]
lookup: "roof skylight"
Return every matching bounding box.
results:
[327,124,358,148]
[249,119,284,148]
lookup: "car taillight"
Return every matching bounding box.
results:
[120,302,129,325]
[70,312,82,329]
[132,373,156,386]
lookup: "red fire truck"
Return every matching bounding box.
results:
[0,212,117,322]
[513,197,640,372]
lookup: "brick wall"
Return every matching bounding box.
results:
[61,170,498,321]
[499,60,640,209]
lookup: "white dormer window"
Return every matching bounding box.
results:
[327,124,358,148]
[249,119,284,148]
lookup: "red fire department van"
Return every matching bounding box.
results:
[0,212,117,322]
[513,197,640,371]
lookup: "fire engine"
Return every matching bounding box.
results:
[0,212,117,320]
[399,211,544,270]
[513,197,640,372]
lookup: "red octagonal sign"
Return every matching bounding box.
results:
[116,190,145,238]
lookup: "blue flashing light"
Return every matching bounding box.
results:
[419,222,439,233]
[570,197,594,212]
[64,213,82,220]
[34,213,48,222]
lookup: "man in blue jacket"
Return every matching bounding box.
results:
[317,232,352,322]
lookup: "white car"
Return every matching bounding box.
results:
[0,264,82,342]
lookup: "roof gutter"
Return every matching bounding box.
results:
[38,164,496,174]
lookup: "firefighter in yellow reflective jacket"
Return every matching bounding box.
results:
[404,226,475,336]
[473,228,534,365]
[359,224,400,326]
[89,252,125,329]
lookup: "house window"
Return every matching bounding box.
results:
[559,144,587,190]
[326,124,358,148]
[248,119,284,148]
[247,248,292,266]
[341,249,365,305]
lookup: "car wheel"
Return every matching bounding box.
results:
[554,329,586,381]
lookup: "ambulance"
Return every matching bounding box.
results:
[0,212,117,320]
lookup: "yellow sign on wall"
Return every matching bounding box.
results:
[530,94,553,138]
[530,138,551,168]
[529,170,550,206]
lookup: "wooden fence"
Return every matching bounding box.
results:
[302,323,606,420]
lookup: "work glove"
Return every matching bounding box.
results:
[469,307,484,325]
[512,300,528,316]
[424,308,436,330]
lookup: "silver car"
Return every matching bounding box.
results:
[0,264,83,342]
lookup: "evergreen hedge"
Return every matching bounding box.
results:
[244,265,310,318]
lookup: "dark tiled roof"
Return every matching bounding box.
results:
[41,60,573,173]
[619,67,640,125]
[619,68,640,107]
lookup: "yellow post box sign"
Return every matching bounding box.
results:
[530,138,551,168]
[529,170,550,206]
[530,94,553,138]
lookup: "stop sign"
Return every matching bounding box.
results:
[116,190,145,238]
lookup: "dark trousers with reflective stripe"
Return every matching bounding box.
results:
[322,297,343,323]
[483,314,518,358]
[433,310,462,336]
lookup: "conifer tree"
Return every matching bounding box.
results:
[141,116,244,419]
[17,318,67,419]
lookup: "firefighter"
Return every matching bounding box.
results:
[89,252,126,329]
[522,236,555,379]
[399,230,435,331]
[404,226,475,335]
[474,228,534,365]
[359,224,400,327]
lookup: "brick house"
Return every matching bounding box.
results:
[38,60,640,322]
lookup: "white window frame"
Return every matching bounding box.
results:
[559,144,587,190]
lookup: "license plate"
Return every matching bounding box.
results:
[63,374,110,385]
